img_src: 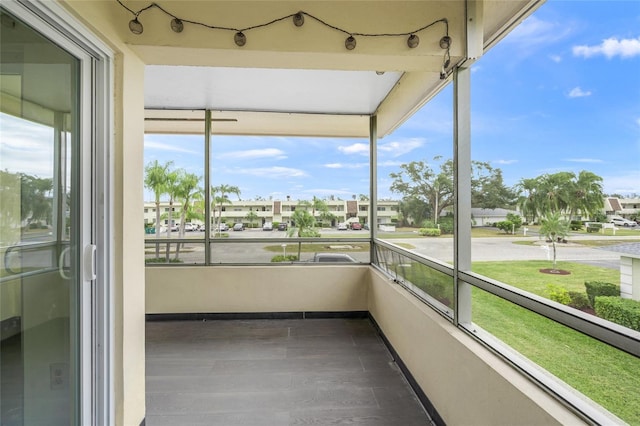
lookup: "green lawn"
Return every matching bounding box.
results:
[263,243,369,253]
[471,261,640,424]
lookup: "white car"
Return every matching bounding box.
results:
[337,223,348,230]
[610,217,637,227]
[183,223,194,232]
[262,222,273,231]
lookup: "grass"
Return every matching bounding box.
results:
[471,261,640,424]
[263,243,369,253]
[472,260,616,296]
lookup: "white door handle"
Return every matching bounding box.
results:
[59,246,71,280]
[84,244,97,281]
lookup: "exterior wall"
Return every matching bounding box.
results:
[143,199,399,228]
[620,256,640,301]
[146,266,370,313]
[62,3,147,425]
[367,268,587,426]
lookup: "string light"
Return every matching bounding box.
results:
[115,0,452,76]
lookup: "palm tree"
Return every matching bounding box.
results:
[212,184,241,235]
[144,160,172,258]
[245,210,258,228]
[163,169,181,261]
[288,209,318,259]
[173,171,202,259]
[516,177,540,224]
[539,212,569,271]
[568,170,604,220]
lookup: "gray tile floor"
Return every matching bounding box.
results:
[146,318,433,426]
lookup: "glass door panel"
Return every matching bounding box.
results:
[1,9,80,425]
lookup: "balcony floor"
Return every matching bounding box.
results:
[146,317,433,425]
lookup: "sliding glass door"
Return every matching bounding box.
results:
[1,5,99,425]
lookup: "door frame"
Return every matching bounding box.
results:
[2,1,114,424]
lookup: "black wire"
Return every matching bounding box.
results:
[116,1,448,38]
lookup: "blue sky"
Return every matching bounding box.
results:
[142,1,640,202]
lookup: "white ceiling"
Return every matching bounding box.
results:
[145,66,403,115]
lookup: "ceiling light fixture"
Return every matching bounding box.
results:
[170,17,183,33]
[345,35,357,51]
[407,34,419,48]
[439,35,452,50]
[234,32,246,47]
[128,17,143,34]
[293,12,304,27]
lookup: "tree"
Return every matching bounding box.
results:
[515,171,605,223]
[390,157,510,224]
[173,171,202,259]
[144,160,172,258]
[398,197,431,226]
[212,184,241,234]
[471,168,517,209]
[389,157,453,224]
[568,170,604,220]
[19,174,53,227]
[288,208,319,259]
[245,210,259,228]
[539,212,569,271]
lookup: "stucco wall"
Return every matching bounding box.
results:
[367,268,587,426]
[146,265,370,314]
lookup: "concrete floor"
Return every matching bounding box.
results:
[145,318,433,426]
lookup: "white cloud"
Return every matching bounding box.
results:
[549,54,562,63]
[565,158,604,163]
[567,87,592,98]
[378,160,404,167]
[378,138,425,157]
[601,170,640,195]
[233,166,308,179]
[144,140,198,154]
[323,162,367,169]
[219,148,286,160]
[573,36,640,59]
[337,143,369,155]
[495,159,518,165]
[505,16,572,49]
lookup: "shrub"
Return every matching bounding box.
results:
[569,220,583,231]
[568,291,591,310]
[496,221,514,234]
[270,254,299,262]
[594,296,640,331]
[422,220,436,229]
[438,217,454,234]
[419,228,441,237]
[547,284,571,305]
[585,281,619,307]
[506,213,522,232]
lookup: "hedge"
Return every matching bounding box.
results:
[584,281,619,307]
[419,228,441,237]
[594,296,640,331]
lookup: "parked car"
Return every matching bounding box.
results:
[233,223,244,231]
[337,223,348,231]
[311,253,356,263]
[183,223,194,232]
[350,222,362,230]
[278,223,288,231]
[262,222,273,231]
[215,223,229,232]
[610,216,637,227]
